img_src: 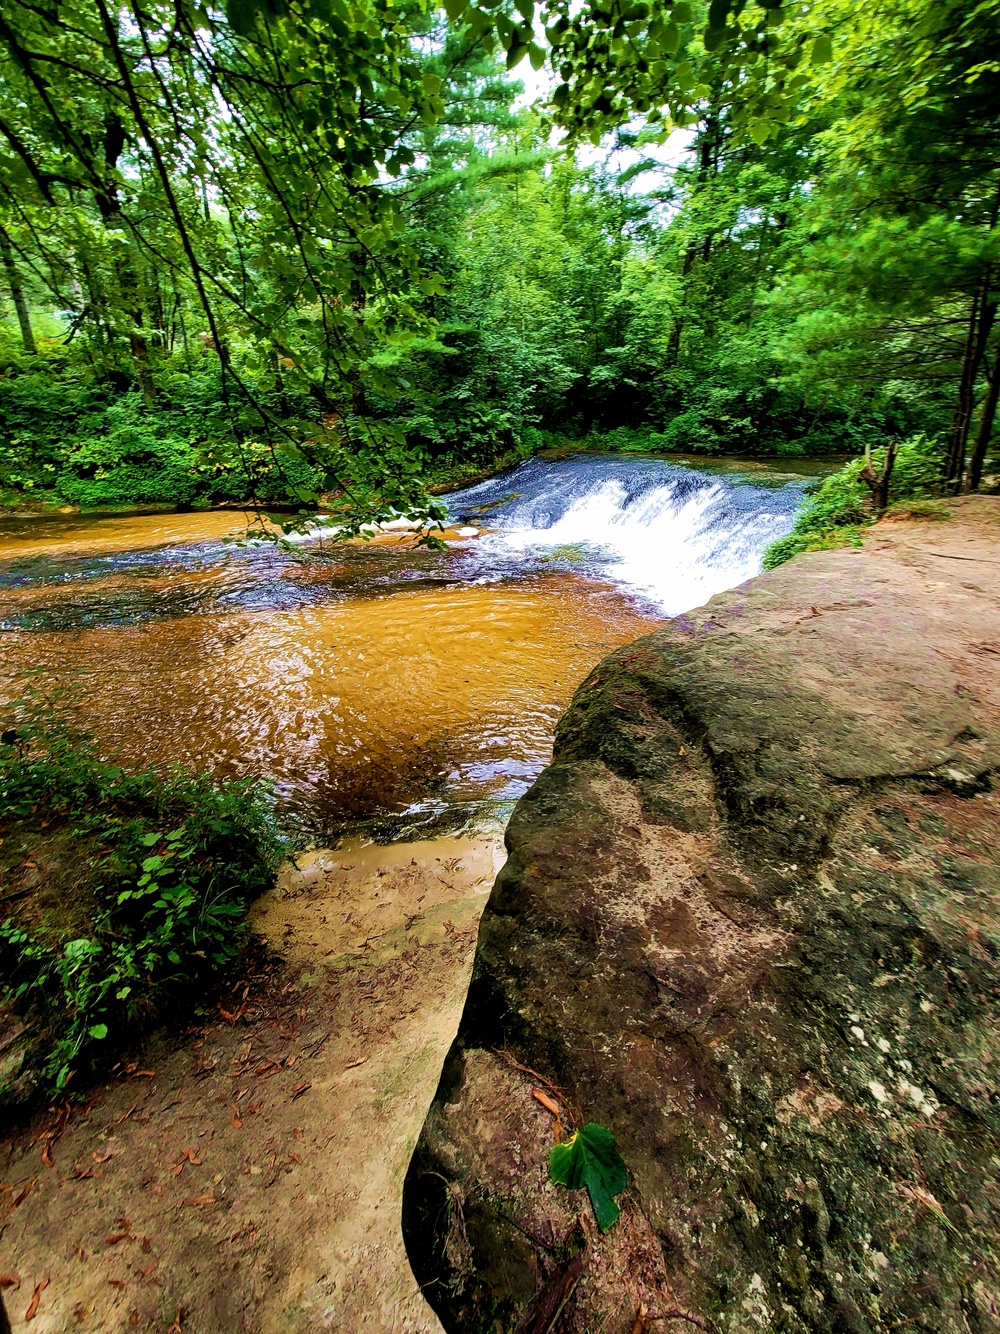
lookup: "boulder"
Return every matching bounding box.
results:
[404,516,1000,1333]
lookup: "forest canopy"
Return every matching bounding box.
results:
[0,0,998,519]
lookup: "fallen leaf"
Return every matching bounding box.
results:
[900,1182,953,1226]
[12,1179,36,1208]
[0,1273,19,1289]
[25,1277,49,1321]
[167,1312,184,1333]
[92,1149,115,1164]
[549,1123,628,1233]
[290,1082,311,1099]
[41,1141,54,1168]
[104,1232,129,1246]
[183,1194,216,1207]
[344,1057,368,1070]
[107,1278,126,1291]
[532,1088,561,1118]
[171,1147,202,1175]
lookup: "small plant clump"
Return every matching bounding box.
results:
[0,706,285,1108]
[763,433,947,569]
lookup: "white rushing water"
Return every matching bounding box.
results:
[447,454,809,615]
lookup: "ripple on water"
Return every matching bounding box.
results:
[0,454,812,835]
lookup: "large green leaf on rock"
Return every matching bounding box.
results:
[549,1122,627,1232]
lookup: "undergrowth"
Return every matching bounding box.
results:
[763,434,947,569]
[0,705,284,1108]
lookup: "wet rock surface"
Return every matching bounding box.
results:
[404,497,1000,1333]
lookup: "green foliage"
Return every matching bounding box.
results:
[762,434,946,569]
[549,1122,628,1232]
[0,708,285,1103]
[0,0,996,504]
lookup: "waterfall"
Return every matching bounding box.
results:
[447,454,809,615]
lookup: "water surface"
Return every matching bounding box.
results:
[0,453,811,839]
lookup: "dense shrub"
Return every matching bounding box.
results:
[0,710,285,1105]
[0,331,326,509]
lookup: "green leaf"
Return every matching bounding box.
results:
[707,0,730,29]
[225,0,257,35]
[811,33,832,64]
[671,1,693,22]
[89,1023,108,1040]
[660,20,681,54]
[749,118,771,144]
[549,1122,627,1233]
[140,832,160,847]
[528,42,547,70]
[703,24,724,49]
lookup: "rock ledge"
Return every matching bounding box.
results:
[404,498,1000,1333]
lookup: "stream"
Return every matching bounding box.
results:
[0,452,817,840]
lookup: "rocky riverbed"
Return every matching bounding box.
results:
[404,495,1000,1333]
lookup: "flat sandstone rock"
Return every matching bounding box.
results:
[404,496,1000,1333]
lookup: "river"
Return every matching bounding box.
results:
[0,450,821,1332]
[0,452,816,841]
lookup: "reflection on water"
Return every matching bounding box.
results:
[0,453,811,839]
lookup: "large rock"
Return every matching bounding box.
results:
[403,502,1000,1333]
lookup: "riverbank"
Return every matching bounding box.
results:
[406,494,1000,1332]
[0,834,503,1332]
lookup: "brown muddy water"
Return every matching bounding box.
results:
[0,522,653,839]
[0,454,812,839]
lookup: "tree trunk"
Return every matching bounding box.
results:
[667,124,719,368]
[860,439,898,513]
[948,189,1000,489]
[0,224,37,353]
[968,339,1000,491]
[95,114,156,406]
[946,290,982,488]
